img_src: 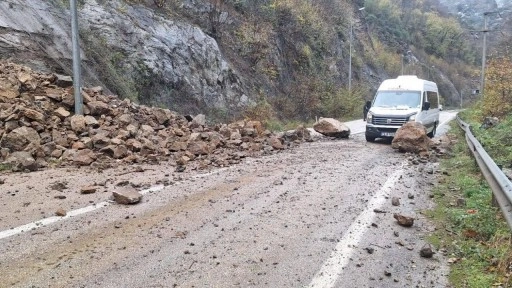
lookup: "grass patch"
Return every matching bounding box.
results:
[0,163,11,172]
[425,121,512,287]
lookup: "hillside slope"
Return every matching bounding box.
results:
[0,0,483,122]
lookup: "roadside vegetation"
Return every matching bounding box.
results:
[427,53,512,287]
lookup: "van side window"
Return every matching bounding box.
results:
[427,91,439,109]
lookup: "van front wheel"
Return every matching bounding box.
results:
[427,123,437,138]
[365,134,376,142]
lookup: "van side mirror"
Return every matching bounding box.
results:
[439,104,443,111]
[422,102,430,111]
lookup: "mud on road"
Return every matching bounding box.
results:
[0,133,448,287]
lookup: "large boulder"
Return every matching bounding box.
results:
[0,126,41,151]
[313,118,350,138]
[391,122,432,153]
[6,151,38,171]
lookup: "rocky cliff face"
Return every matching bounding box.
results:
[0,0,247,119]
[0,0,476,121]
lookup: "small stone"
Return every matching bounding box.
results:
[408,193,414,199]
[393,213,414,227]
[54,195,66,199]
[112,186,143,205]
[80,186,97,194]
[56,208,67,216]
[384,270,392,277]
[391,197,400,206]
[365,247,375,254]
[420,244,434,258]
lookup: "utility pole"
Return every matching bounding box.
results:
[480,11,499,97]
[70,0,83,115]
[348,22,353,92]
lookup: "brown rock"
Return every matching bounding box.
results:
[168,141,187,152]
[113,186,142,205]
[45,88,62,101]
[55,208,67,217]
[61,92,75,107]
[0,126,41,151]
[268,136,285,150]
[100,145,129,159]
[81,90,93,103]
[23,108,45,122]
[153,108,172,125]
[54,107,71,118]
[187,141,209,155]
[73,149,96,166]
[0,78,20,99]
[52,130,69,147]
[6,151,38,171]
[126,139,143,152]
[313,118,350,138]
[84,115,99,127]
[71,141,86,150]
[70,115,86,133]
[81,186,98,194]
[51,149,63,158]
[87,101,111,116]
[391,122,433,153]
[393,213,414,227]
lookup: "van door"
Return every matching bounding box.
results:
[423,91,440,131]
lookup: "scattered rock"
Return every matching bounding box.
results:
[373,208,387,213]
[55,208,67,216]
[49,181,68,191]
[393,213,414,227]
[480,116,499,129]
[80,186,98,194]
[0,61,313,172]
[313,118,350,138]
[365,247,375,254]
[113,186,143,205]
[391,197,400,206]
[420,244,434,258]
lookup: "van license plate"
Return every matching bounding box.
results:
[382,132,395,137]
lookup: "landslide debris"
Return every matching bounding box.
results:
[0,61,310,172]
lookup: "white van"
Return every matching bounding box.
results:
[365,75,441,142]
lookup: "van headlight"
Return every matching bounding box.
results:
[408,113,417,121]
[367,113,373,123]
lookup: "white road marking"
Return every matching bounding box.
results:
[308,166,404,288]
[0,168,230,240]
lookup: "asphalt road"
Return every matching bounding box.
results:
[0,111,457,287]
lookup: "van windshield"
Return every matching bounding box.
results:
[373,91,421,108]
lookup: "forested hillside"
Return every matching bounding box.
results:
[2,0,507,124]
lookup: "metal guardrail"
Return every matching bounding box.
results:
[456,115,512,230]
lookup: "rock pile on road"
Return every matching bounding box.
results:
[0,61,311,172]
